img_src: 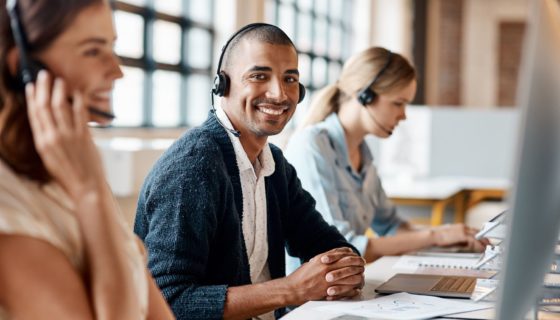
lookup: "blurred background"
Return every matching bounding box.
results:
[98,0,528,226]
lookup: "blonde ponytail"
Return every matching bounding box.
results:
[298,84,341,129]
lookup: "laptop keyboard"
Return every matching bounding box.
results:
[430,276,476,293]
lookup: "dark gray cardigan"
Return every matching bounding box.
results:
[134,113,356,319]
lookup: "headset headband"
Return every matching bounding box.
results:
[6,0,35,84]
[215,22,286,75]
[363,50,393,94]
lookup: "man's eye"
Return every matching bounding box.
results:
[251,74,267,80]
[285,77,298,83]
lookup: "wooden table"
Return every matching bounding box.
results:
[382,177,509,226]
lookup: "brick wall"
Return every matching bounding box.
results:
[436,0,463,105]
[497,22,526,107]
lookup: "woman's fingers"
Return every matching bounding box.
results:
[34,70,56,134]
[25,83,43,136]
[51,78,73,133]
[72,90,88,136]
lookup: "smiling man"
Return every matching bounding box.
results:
[134,24,366,320]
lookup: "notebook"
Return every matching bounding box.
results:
[375,273,478,299]
[393,254,498,278]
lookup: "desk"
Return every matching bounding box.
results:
[383,176,509,226]
[281,256,493,320]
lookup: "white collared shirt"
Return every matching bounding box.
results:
[216,107,276,320]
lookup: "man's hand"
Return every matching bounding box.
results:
[317,247,365,301]
[285,247,365,305]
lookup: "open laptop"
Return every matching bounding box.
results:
[375,273,478,299]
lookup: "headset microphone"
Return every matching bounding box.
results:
[356,49,395,136]
[365,106,392,136]
[210,93,241,137]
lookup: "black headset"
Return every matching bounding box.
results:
[357,50,394,106]
[211,23,306,104]
[6,0,44,86]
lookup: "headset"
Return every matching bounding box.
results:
[357,50,394,135]
[210,23,306,137]
[5,0,115,120]
[357,50,394,106]
[6,0,43,86]
[211,23,306,107]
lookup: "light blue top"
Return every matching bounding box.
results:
[285,113,404,272]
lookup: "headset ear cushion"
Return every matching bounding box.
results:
[212,72,230,97]
[357,87,376,106]
[298,83,306,103]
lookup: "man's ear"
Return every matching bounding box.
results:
[6,47,19,77]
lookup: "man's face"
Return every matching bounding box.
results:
[223,39,300,137]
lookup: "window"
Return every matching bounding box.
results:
[267,0,354,124]
[111,0,215,127]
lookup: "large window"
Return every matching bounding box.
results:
[111,0,214,127]
[267,0,354,124]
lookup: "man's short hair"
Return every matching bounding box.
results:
[221,25,296,71]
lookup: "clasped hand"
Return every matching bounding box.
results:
[287,247,365,304]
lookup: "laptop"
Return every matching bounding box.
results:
[375,273,478,299]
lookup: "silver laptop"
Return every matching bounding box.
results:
[375,273,477,299]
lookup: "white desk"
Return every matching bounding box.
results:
[382,176,510,226]
[281,256,494,320]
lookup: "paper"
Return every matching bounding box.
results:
[471,279,498,302]
[474,246,502,270]
[317,292,492,320]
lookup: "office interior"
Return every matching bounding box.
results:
[96,0,526,228]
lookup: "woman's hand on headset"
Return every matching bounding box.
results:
[25,70,106,202]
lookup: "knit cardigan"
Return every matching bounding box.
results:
[134,113,356,319]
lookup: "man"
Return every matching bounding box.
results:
[135,23,365,320]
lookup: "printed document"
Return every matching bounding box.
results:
[317,292,492,320]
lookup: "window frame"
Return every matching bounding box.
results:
[111,1,215,128]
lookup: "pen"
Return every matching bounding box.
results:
[489,210,507,223]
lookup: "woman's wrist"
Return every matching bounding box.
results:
[70,181,113,220]
[425,228,438,247]
[68,177,106,201]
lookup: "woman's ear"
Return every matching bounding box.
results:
[6,47,19,77]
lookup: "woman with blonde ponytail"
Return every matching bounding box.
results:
[285,47,489,271]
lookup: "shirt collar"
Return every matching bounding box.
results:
[324,113,373,175]
[216,106,275,177]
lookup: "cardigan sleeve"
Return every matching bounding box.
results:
[280,155,358,263]
[134,148,228,320]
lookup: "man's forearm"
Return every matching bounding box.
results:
[223,278,296,320]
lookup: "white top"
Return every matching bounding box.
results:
[216,107,276,320]
[0,158,148,319]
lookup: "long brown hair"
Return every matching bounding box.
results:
[300,47,416,128]
[0,0,102,183]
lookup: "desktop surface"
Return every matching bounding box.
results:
[280,256,494,320]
